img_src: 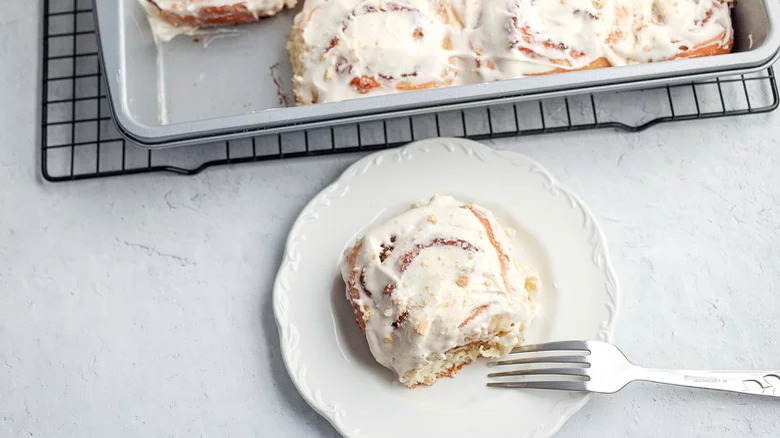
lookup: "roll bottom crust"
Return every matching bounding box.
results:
[670,32,734,60]
[525,32,733,78]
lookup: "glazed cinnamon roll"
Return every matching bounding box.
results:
[340,195,539,388]
[456,0,612,81]
[603,0,734,65]
[138,0,296,41]
[288,0,461,104]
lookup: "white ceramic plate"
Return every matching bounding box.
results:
[273,138,619,438]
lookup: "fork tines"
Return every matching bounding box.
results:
[486,340,593,390]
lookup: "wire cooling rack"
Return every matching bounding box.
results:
[42,0,780,182]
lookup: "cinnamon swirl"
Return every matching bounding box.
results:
[340,195,539,388]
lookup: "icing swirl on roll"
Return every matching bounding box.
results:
[603,0,733,65]
[289,0,460,104]
[456,0,611,81]
[340,195,539,387]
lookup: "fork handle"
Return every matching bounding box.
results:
[634,368,780,397]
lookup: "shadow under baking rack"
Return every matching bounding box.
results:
[41,0,780,182]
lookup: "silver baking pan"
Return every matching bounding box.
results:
[94,0,780,147]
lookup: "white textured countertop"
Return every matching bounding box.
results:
[2,2,780,437]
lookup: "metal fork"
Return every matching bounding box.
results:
[487,340,780,397]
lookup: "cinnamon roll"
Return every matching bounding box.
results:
[340,195,539,388]
[603,0,734,65]
[288,0,461,104]
[138,0,296,41]
[456,0,612,81]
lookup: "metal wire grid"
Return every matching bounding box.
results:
[41,0,780,182]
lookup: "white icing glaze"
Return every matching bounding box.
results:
[340,195,538,382]
[139,0,295,42]
[292,0,733,103]
[456,0,609,80]
[602,0,733,65]
[291,0,461,104]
